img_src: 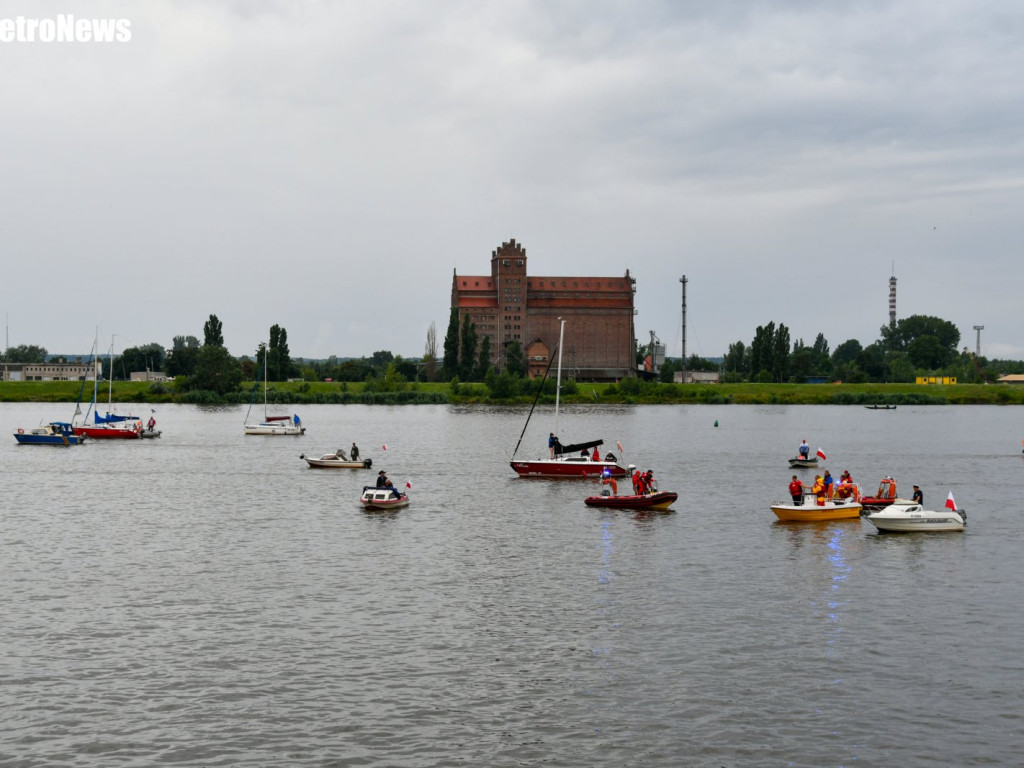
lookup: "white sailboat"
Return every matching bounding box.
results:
[244,343,305,436]
[509,318,626,478]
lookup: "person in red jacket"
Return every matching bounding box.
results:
[788,475,803,505]
[632,468,642,496]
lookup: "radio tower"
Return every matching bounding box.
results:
[888,266,897,327]
[973,325,984,357]
[680,275,688,383]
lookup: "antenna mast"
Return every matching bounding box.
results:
[679,275,688,383]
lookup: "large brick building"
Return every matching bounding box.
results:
[451,239,636,380]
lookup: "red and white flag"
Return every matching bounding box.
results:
[406,481,412,489]
[945,491,957,511]
[816,447,827,460]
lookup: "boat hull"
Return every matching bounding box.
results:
[788,457,818,469]
[244,423,305,436]
[302,454,372,469]
[865,504,965,532]
[73,425,142,439]
[585,491,678,510]
[771,500,862,522]
[511,458,627,478]
[14,424,86,445]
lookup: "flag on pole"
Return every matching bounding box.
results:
[816,447,827,460]
[945,491,957,511]
[617,441,623,453]
[382,444,387,451]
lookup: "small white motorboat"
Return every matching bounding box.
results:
[301,451,372,469]
[359,485,409,511]
[865,501,966,533]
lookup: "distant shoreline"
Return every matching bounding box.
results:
[2,381,1023,406]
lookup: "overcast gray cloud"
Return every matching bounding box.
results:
[3,0,1022,361]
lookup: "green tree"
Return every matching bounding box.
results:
[115,343,166,379]
[441,308,460,381]
[459,315,477,381]
[659,358,677,383]
[475,335,491,380]
[880,315,960,369]
[192,344,242,394]
[723,341,747,376]
[770,323,791,382]
[832,339,863,367]
[1,344,48,363]
[203,315,224,347]
[506,340,527,378]
[423,322,438,382]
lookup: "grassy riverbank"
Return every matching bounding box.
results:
[2,380,1023,406]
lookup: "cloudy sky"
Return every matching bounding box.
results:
[3,0,1022,362]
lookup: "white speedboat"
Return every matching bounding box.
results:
[865,502,966,533]
[301,451,372,469]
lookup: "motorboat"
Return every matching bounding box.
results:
[14,421,87,446]
[509,319,627,479]
[770,491,863,522]
[788,456,818,469]
[865,404,897,410]
[859,477,899,512]
[865,502,966,532]
[301,451,372,469]
[359,485,409,510]
[585,490,678,511]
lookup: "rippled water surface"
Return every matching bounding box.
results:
[3,402,1023,767]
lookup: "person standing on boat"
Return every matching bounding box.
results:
[812,475,826,505]
[549,433,557,458]
[789,475,803,505]
[912,485,923,504]
[376,471,388,488]
[631,467,642,495]
[823,470,835,499]
[293,414,301,428]
[798,439,810,459]
[591,446,600,462]
[351,442,360,460]
[147,415,156,432]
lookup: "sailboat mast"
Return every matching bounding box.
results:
[264,342,268,418]
[554,317,565,437]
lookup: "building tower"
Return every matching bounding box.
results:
[888,273,897,326]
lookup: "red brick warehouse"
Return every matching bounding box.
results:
[451,239,637,381]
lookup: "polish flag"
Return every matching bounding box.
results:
[816,447,827,460]
[945,492,957,511]
[406,481,412,489]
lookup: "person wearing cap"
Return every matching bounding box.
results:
[912,485,923,504]
[376,470,388,488]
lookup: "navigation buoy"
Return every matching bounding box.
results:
[714,420,718,428]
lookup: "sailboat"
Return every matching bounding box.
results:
[509,318,627,478]
[244,343,305,436]
[72,336,143,440]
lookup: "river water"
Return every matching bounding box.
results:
[2,402,1023,767]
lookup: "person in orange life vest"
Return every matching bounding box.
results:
[601,469,618,495]
[788,475,803,505]
[640,469,654,494]
[822,470,835,499]
[592,446,600,462]
[836,469,853,498]
[631,468,642,495]
[812,475,826,505]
